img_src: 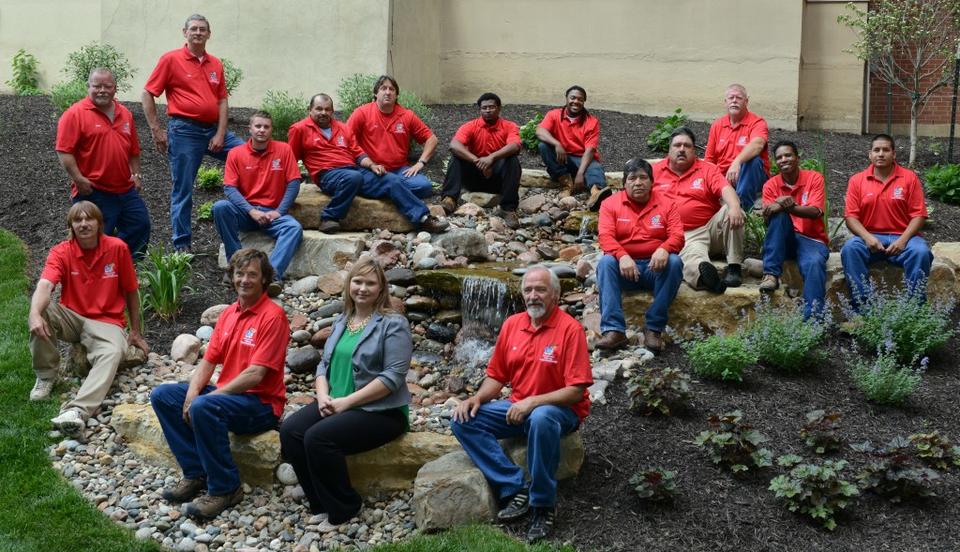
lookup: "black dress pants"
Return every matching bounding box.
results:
[441,155,522,211]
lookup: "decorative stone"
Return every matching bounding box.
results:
[405,295,440,313]
[461,192,501,207]
[195,325,214,341]
[454,203,482,217]
[286,347,322,374]
[200,304,230,326]
[558,245,582,261]
[317,271,346,295]
[431,229,489,261]
[385,267,416,286]
[412,451,497,531]
[291,329,312,344]
[217,230,364,280]
[276,463,299,485]
[518,193,547,214]
[309,327,333,349]
[562,211,599,233]
[67,343,149,376]
[370,240,402,269]
[170,334,202,364]
[425,323,456,343]
[289,276,320,296]
[316,300,344,318]
[290,183,415,232]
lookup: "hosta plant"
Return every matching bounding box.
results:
[851,437,940,502]
[909,431,960,471]
[694,410,773,474]
[626,366,691,416]
[800,410,843,455]
[629,468,677,502]
[769,456,859,531]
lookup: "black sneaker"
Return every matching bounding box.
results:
[525,506,555,543]
[697,262,726,294]
[496,490,530,521]
[723,263,742,288]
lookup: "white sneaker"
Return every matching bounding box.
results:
[30,378,54,401]
[51,409,86,436]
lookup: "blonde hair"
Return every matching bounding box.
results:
[342,255,394,318]
[66,201,104,239]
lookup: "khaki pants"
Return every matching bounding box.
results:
[680,205,745,289]
[30,303,126,418]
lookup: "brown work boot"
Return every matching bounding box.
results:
[586,186,613,212]
[183,486,244,519]
[759,274,780,293]
[501,209,520,230]
[420,215,450,233]
[441,196,457,215]
[161,477,206,503]
[557,174,575,198]
[643,328,664,353]
[596,330,628,351]
[318,219,341,234]
[267,280,283,298]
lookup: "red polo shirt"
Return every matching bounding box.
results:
[224,140,301,209]
[40,235,138,328]
[56,97,140,197]
[598,189,685,260]
[288,117,365,176]
[844,163,927,235]
[704,110,769,174]
[763,170,828,244]
[144,45,227,124]
[204,292,289,417]
[346,102,433,171]
[652,158,728,230]
[538,108,601,161]
[453,117,521,158]
[487,308,593,421]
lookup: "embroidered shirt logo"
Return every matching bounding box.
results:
[271,159,282,171]
[892,186,905,200]
[738,136,748,146]
[208,71,219,84]
[241,327,257,347]
[122,122,131,135]
[649,214,664,228]
[103,263,117,278]
[691,178,704,190]
[801,191,809,205]
[337,135,346,147]
[393,122,405,134]
[540,344,558,364]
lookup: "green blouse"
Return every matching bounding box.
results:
[328,327,409,430]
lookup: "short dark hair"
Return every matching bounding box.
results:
[250,110,272,124]
[228,248,275,287]
[308,93,333,110]
[373,75,400,98]
[871,133,895,149]
[476,92,501,108]
[623,158,653,183]
[565,85,587,100]
[771,140,799,157]
[669,126,697,148]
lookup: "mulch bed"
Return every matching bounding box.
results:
[2,94,959,550]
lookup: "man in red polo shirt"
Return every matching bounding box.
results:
[536,85,610,210]
[151,248,290,519]
[841,134,932,309]
[142,13,244,252]
[289,93,447,233]
[213,111,302,296]
[704,83,769,211]
[440,92,522,228]
[758,141,829,319]
[57,68,150,259]
[596,159,684,353]
[653,127,745,291]
[451,266,593,544]
[28,201,148,436]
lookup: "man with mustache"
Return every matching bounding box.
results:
[451,266,593,544]
[653,127,745,292]
[56,68,150,259]
[705,83,769,212]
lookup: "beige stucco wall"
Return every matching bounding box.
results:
[388,0,441,104]
[798,1,867,132]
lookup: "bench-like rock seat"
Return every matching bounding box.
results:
[217,230,365,280]
[519,168,626,189]
[289,183,415,232]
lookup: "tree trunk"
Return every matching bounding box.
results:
[909,100,919,167]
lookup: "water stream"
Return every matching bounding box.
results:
[452,276,518,379]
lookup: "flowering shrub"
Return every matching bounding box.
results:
[850,346,924,406]
[769,456,858,531]
[626,366,691,416]
[694,410,773,473]
[684,333,757,382]
[744,298,827,374]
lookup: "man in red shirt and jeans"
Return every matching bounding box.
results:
[452,266,593,544]
[151,248,290,519]
[704,84,769,211]
[28,201,148,436]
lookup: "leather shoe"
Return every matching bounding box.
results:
[587,186,613,211]
[723,264,742,288]
[759,274,779,293]
[697,262,726,294]
[643,328,664,352]
[441,196,457,215]
[420,215,450,233]
[500,209,520,229]
[318,219,341,234]
[596,330,627,351]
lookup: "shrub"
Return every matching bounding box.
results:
[850,347,923,406]
[335,73,432,123]
[261,89,306,142]
[221,57,244,96]
[924,164,960,204]
[852,437,940,502]
[800,410,843,455]
[909,431,960,471]
[684,333,756,382]
[629,468,677,502]
[769,456,858,531]
[646,108,688,153]
[197,201,215,222]
[626,366,691,416]
[139,246,193,320]
[743,298,827,374]
[693,410,773,473]
[519,113,543,153]
[847,284,955,365]
[62,42,136,92]
[744,211,766,251]
[7,49,43,95]
[195,164,224,191]
[50,80,87,112]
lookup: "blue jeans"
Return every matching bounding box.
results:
[150,383,278,495]
[212,201,303,279]
[734,156,768,211]
[389,166,434,199]
[450,400,579,508]
[167,117,244,250]
[537,142,606,188]
[74,187,150,259]
[840,233,932,309]
[319,166,428,224]
[596,253,683,333]
[762,212,829,319]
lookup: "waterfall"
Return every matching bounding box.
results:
[453,276,517,378]
[577,215,593,241]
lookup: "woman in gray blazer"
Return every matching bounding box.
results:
[279,256,411,530]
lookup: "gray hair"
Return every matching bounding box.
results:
[521,265,561,294]
[184,14,210,30]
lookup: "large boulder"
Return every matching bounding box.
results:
[217,230,364,280]
[520,168,622,190]
[67,344,147,376]
[345,432,461,493]
[431,229,490,261]
[289,183,415,232]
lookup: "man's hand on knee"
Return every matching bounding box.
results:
[452,396,482,423]
[506,398,537,425]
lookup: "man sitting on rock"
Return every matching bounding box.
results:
[440,92,522,229]
[535,85,610,210]
[451,265,593,544]
[841,134,931,310]
[704,83,770,211]
[151,248,289,520]
[596,159,684,353]
[213,111,303,297]
[653,127,745,292]
[758,141,829,319]
[28,201,148,436]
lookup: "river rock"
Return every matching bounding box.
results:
[200,304,230,326]
[461,192,501,207]
[287,347,321,374]
[517,251,541,264]
[317,271,346,295]
[385,268,416,286]
[416,257,439,269]
[291,330,312,345]
[558,245,582,261]
[548,264,577,279]
[518,194,547,214]
[405,295,439,313]
[290,183,415,232]
[316,300,344,318]
[425,323,456,343]
[310,327,333,349]
[276,463,299,485]
[537,244,559,260]
[454,203,482,217]
[289,276,319,296]
[170,334,202,364]
[558,195,579,210]
[412,451,497,531]
[194,325,214,341]
[217,230,365,279]
[412,243,438,266]
[370,240,403,269]
[431,229,489,261]
[562,211,599,234]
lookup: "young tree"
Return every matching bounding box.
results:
[839,0,960,165]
